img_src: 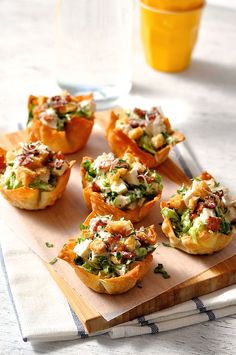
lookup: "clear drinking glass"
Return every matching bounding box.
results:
[55,0,133,107]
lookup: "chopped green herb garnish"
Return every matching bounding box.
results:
[27,104,36,125]
[161,132,174,145]
[79,223,89,231]
[162,242,171,247]
[82,160,96,178]
[49,257,58,265]
[74,255,84,266]
[177,185,187,196]
[154,263,170,279]
[45,242,54,248]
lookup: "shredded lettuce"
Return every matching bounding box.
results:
[82,160,96,178]
[138,134,156,155]
[29,179,54,191]
[27,104,36,125]
[161,207,179,222]
[180,209,192,233]
[188,223,204,244]
[135,247,148,259]
[5,172,22,190]
[77,105,92,118]
[161,207,193,238]
[161,132,174,145]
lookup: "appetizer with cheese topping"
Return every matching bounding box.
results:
[80,152,163,222]
[59,212,157,294]
[27,92,95,154]
[0,141,75,210]
[106,107,185,167]
[161,172,236,254]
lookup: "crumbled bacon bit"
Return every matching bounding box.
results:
[191,196,216,219]
[190,211,198,220]
[202,196,217,209]
[22,143,39,155]
[17,154,33,166]
[129,120,139,128]
[199,171,213,181]
[147,113,156,121]
[50,95,71,109]
[93,219,107,232]
[134,108,146,118]
[121,251,135,259]
[138,174,154,183]
[111,159,129,170]
[92,182,101,193]
[214,189,224,198]
[206,216,221,232]
[55,152,65,160]
[107,234,123,246]
[0,155,6,172]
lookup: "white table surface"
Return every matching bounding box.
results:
[0,1,235,354]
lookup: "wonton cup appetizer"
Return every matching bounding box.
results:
[59,212,157,294]
[161,172,236,254]
[0,141,75,210]
[27,92,95,154]
[80,152,163,223]
[106,107,185,168]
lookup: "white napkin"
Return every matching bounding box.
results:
[1,227,236,343]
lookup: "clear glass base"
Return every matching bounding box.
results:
[57,80,132,110]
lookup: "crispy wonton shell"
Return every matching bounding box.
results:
[160,201,233,254]
[106,111,185,168]
[58,211,156,294]
[0,149,75,210]
[27,94,94,154]
[80,157,162,223]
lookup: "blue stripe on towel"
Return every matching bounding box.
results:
[0,246,27,342]
[206,310,216,321]
[138,316,149,326]
[192,297,207,313]
[173,146,194,179]
[68,305,88,338]
[148,323,159,334]
[17,122,24,131]
[182,140,203,174]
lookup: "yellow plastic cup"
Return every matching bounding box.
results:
[142,0,204,12]
[140,1,205,72]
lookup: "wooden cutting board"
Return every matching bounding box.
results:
[0,124,235,334]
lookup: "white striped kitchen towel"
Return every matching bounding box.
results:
[1,229,236,342]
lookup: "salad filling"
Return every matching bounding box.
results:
[82,152,163,210]
[0,141,69,191]
[28,92,95,131]
[72,215,157,278]
[161,172,236,243]
[115,107,176,155]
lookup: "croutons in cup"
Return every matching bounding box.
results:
[106,107,185,167]
[27,92,95,154]
[80,152,163,223]
[58,212,157,294]
[0,141,75,210]
[160,172,236,254]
